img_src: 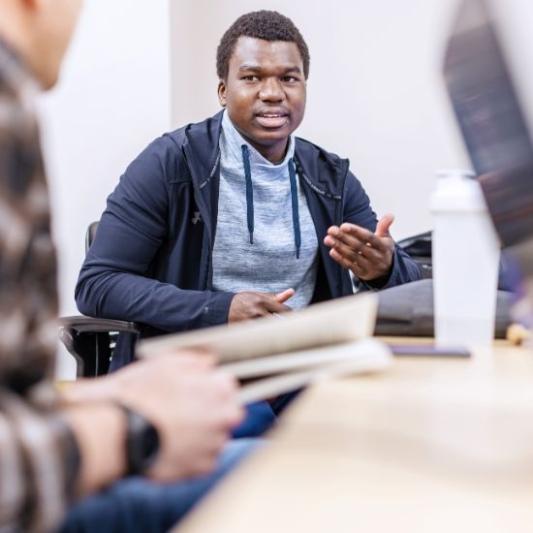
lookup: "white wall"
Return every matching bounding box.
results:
[39,0,533,377]
[39,0,172,378]
[170,0,470,240]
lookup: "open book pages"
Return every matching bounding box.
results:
[137,292,378,364]
[236,338,392,405]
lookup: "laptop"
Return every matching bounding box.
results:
[443,0,533,320]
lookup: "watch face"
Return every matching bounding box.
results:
[139,423,160,471]
[122,404,161,475]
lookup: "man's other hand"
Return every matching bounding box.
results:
[64,353,243,482]
[324,214,395,281]
[228,288,295,322]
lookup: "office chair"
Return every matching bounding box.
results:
[59,221,140,377]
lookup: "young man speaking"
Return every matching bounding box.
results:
[77,11,421,434]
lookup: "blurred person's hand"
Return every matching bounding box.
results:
[229,288,294,322]
[324,215,395,282]
[62,353,243,481]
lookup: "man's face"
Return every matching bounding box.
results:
[218,36,307,163]
[28,0,83,89]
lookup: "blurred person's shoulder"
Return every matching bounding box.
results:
[0,41,41,182]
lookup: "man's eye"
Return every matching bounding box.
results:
[282,76,298,83]
[242,75,259,81]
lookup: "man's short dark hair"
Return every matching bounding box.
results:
[216,10,310,80]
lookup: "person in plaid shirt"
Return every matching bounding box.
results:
[0,1,251,532]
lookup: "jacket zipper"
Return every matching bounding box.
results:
[203,151,221,290]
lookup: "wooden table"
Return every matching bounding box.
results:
[177,339,533,533]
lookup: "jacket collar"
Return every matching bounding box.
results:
[294,138,347,200]
[183,110,224,188]
[182,110,347,199]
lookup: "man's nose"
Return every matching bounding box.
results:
[259,77,284,101]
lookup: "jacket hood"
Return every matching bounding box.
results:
[177,111,348,197]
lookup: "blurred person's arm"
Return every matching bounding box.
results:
[0,21,242,532]
[0,391,127,531]
[0,354,242,532]
[0,395,79,532]
[61,353,243,482]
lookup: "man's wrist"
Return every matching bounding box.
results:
[62,402,127,495]
[115,401,160,476]
[59,374,118,405]
[362,250,395,288]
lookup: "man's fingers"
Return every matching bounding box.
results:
[275,288,295,303]
[172,349,216,367]
[329,248,369,278]
[325,234,359,262]
[328,242,373,271]
[324,231,381,262]
[325,218,395,281]
[337,223,386,251]
[146,351,216,371]
[375,214,395,238]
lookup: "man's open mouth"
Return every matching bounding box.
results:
[255,112,289,129]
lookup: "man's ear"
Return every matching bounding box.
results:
[217,80,227,107]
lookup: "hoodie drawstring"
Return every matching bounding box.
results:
[288,159,301,259]
[241,145,254,244]
[241,144,301,259]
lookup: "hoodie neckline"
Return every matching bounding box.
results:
[221,110,295,170]
[183,110,345,199]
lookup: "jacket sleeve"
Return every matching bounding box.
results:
[75,137,234,332]
[342,170,421,289]
[0,392,79,533]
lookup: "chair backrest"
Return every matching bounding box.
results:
[85,221,99,253]
[61,219,139,378]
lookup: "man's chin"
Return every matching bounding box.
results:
[249,126,292,145]
[235,122,293,155]
[32,62,60,91]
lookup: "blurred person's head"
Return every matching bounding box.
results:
[0,0,83,89]
[216,11,310,163]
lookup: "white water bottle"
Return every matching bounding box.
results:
[430,169,501,349]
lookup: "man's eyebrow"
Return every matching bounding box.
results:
[238,64,261,72]
[238,64,302,73]
[283,66,303,74]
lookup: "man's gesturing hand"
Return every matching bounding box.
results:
[228,288,295,322]
[324,215,395,281]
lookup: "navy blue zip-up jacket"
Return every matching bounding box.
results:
[77,110,420,379]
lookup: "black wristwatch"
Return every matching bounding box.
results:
[116,403,160,476]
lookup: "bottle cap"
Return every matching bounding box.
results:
[430,169,488,213]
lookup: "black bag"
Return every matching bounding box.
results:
[397,231,433,279]
[397,230,513,291]
[374,279,511,339]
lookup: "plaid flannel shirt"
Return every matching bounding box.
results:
[0,40,78,533]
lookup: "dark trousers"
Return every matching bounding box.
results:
[59,439,258,533]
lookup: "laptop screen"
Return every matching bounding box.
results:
[443,0,533,273]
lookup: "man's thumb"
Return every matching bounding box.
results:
[275,288,295,303]
[375,214,395,238]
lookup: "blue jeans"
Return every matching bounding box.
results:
[233,391,302,438]
[59,438,258,533]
